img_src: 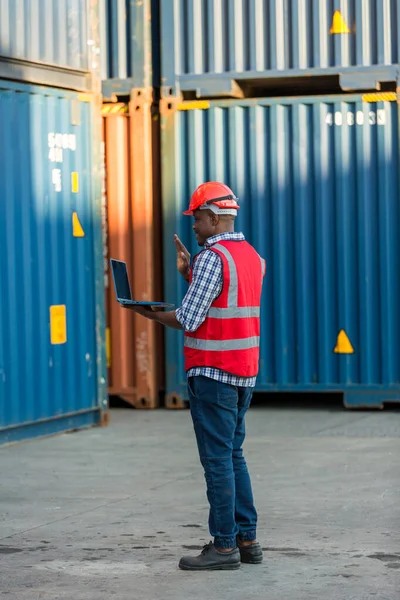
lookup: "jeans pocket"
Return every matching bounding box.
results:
[187,376,196,399]
[216,380,238,408]
[240,387,253,411]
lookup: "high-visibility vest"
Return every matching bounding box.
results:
[184,240,265,377]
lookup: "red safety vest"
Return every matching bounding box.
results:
[184,240,265,377]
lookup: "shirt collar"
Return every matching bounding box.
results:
[204,232,245,248]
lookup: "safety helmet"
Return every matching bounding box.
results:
[183,182,239,216]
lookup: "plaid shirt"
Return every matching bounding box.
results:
[175,232,257,388]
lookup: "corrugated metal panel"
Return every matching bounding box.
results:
[160,0,400,93]
[0,80,107,444]
[160,93,400,409]
[100,0,160,97]
[0,0,90,70]
[102,98,163,408]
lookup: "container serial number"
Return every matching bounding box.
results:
[325,110,386,127]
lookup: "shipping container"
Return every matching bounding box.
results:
[0,0,100,92]
[100,0,160,98]
[102,96,163,408]
[160,0,400,98]
[0,79,107,445]
[160,92,400,409]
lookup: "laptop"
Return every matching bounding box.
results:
[110,259,174,309]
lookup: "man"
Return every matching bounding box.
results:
[125,182,265,571]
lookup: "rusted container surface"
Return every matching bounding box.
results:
[103,97,163,408]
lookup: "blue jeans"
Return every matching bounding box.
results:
[188,375,258,549]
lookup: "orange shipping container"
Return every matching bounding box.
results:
[102,94,163,408]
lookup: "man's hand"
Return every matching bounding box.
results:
[174,234,190,282]
[122,304,183,330]
[121,304,155,317]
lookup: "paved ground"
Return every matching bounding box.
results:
[0,404,399,600]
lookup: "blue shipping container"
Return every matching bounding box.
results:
[160,0,400,96]
[0,0,99,91]
[0,80,107,444]
[160,92,400,409]
[100,0,160,97]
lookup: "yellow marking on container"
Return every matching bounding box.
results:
[72,212,85,237]
[178,100,211,111]
[101,103,129,115]
[71,172,79,193]
[50,305,67,345]
[330,10,351,34]
[106,327,111,367]
[78,93,93,103]
[334,330,354,354]
[362,92,397,103]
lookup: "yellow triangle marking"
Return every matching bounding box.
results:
[72,212,85,237]
[330,10,351,34]
[334,330,354,354]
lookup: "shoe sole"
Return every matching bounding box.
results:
[179,562,241,571]
[241,557,263,564]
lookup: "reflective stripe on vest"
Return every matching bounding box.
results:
[184,336,260,351]
[208,306,260,319]
[260,256,266,277]
[212,243,238,307]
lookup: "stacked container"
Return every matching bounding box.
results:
[100,0,163,408]
[0,0,107,444]
[159,0,400,409]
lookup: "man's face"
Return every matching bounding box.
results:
[192,209,216,246]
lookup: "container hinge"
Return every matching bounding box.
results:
[339,67,398,92]
[130,87,154,104]
[160,96,182,115]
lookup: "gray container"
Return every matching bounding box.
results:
[0,0,100,91]
[100,0,160,98]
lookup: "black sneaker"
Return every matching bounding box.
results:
[179,542,241,571]
[238,542,263,564]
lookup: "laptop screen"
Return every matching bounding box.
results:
[111,260,132,301]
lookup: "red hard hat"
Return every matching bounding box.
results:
[183,182,239,216]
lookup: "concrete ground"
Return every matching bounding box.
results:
[0,404,399,600]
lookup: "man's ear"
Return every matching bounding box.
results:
[210,213,220,226]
